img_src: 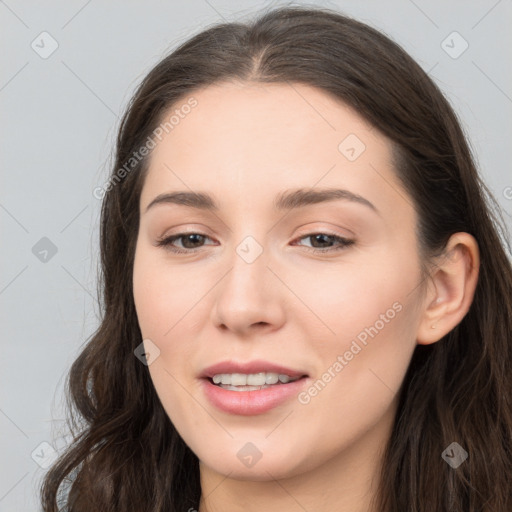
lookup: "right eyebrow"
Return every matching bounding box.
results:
[145,191,217,213]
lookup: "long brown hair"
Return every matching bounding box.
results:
[40,5,512,511]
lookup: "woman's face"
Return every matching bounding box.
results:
[133,81,426,480]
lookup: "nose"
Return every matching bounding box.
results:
[210,240,286,337]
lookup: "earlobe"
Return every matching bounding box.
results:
[416,232,480,345]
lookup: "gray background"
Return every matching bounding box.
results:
[1,0,511,509]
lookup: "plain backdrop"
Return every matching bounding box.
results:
[1,0,511,509]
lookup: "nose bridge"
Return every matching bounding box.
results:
[225,231,271,301]
[224,212,273,278]
[211,227,284,332]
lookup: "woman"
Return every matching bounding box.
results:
[40,5,512,511]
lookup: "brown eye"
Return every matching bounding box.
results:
[155,231,354,255]
[293,233,354,253]
[155,233,214,254]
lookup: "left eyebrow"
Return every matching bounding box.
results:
[274,187,379,215]
[144,187,379,216]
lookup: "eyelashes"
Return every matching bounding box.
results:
[156,233,212,254]
[155,231,355,255]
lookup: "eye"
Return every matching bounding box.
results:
[292,233,355,253]
[155,232,216,254]
[155,231,355,254]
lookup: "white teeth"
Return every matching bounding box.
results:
[247,372,267,385]
[265,373,279,385]
[211,372,301,387]
[230,373,247,386]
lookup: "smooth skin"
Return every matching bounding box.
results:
[132,81,479,512]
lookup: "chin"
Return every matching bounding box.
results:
[193,437,317,481]
[199,456,302,481]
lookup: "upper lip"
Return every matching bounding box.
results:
[200,360,309,379]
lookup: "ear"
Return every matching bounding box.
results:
[416,232,480,345]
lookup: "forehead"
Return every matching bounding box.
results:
[161,81,379,158]
[140,81,409,224]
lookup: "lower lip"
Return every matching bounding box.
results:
[200,377,309,416]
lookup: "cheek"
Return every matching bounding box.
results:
[306,271,419,423]
[294,248,420,404]
[133,249,198,417]
[289,246,419,345]
[133,247,202,339]
[132,247,211,392]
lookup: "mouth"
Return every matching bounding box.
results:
[199,360,310,415]
[206,371,307,391]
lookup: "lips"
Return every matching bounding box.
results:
[198,359,310,415]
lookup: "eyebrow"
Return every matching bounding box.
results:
[144,188,379,215]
